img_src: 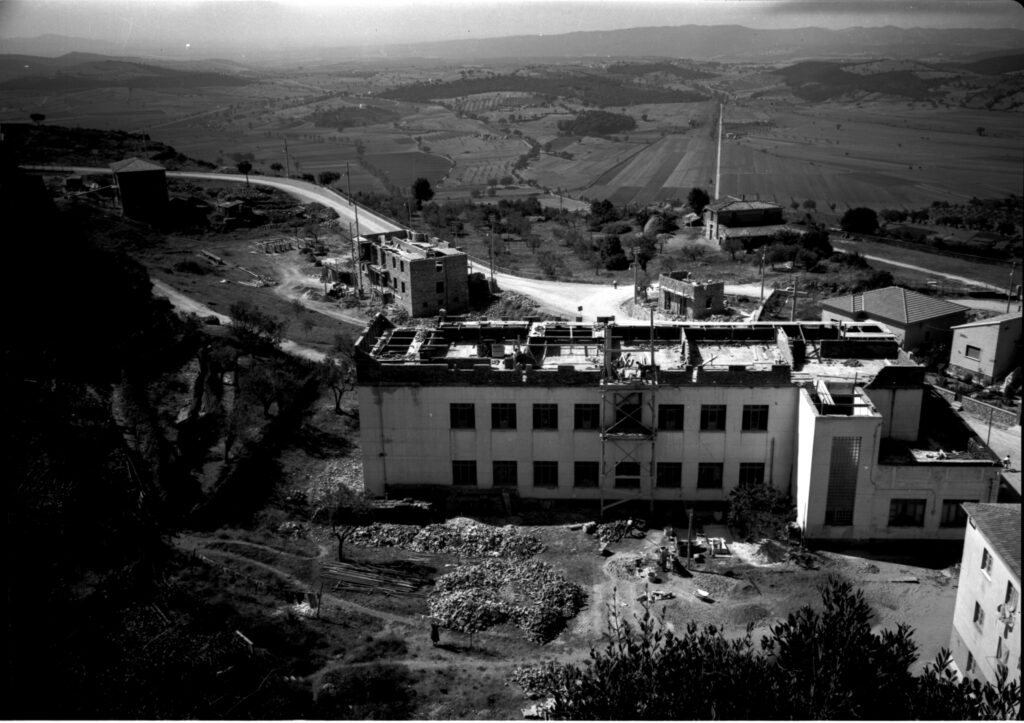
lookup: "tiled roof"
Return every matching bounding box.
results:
[962,503,1021,582]
[820,286,968,325]
[950,311,1022,330]
[110,157,165,173]
[705,195,782,212]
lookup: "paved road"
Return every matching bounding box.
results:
[962,414,1022,498]
[832,240,1002,291]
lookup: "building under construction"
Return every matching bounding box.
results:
[355,317,1002,541]
[356,229,468,317]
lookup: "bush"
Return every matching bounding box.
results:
[727,484,795,541]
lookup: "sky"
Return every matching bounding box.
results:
[1,0,1022,52]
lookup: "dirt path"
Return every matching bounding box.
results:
[832,240,1002,291]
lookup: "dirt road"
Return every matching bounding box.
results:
[832,240,1003,291]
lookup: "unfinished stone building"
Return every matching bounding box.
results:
[110,157,168,222]
[356,317,1002,541]
[658,272,725,319]
[357,230,468,317]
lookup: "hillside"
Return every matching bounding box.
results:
[0,57,253,90]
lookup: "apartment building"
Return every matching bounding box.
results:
[947,311,1022,386]
[355,317,1002,540]
[949,503,1020,685]
[357,229,468,316]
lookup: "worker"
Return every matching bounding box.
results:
[1004,454,1012,469]
[430,622,440,647]
[613,279,618,289]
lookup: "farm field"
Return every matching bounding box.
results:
[524,136,651,194]
[585,133,718,205]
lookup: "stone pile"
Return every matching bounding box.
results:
[348,521,543,559]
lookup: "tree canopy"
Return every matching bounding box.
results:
[688,187,710,216]
[521,577,1020,720]
[411,177,435,209]
[841,206,879,235]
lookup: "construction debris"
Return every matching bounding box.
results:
[595,518,647,543]
[347,520,543,559]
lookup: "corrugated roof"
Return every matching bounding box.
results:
[950,311,1022,330]
[110,157,165,173]
[705,195,782,213]
[820,286,968,325]
[962,503,1021,582]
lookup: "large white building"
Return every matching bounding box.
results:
[355,317,1002,541]
[949,503,1020,685]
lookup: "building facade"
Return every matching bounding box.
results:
[702,196,792,250]
[820,285,968,351]
[357,230,469,317]
[947,312,1022,386]
[356,317,1001,540]
[949,503,1020,685]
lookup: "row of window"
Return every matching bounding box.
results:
[887,498,978,528]
[451,460,767,488]
[450,402,770,431]
[970,580,1018,671]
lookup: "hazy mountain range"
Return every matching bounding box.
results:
[3,25,1024,65]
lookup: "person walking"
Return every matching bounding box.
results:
[430,622,440,647]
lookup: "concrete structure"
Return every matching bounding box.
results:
[820,286,969,351]
[356,318,1001,540]
[947,312,1022,386]
[949,503,1020,685]
[109,157,168,222]
[703,196,797,250]
[357,229,468,317]
[658,272,725,319]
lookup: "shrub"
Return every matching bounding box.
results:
[727,483,795,541]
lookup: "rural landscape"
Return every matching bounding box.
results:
[2,0,1022,720]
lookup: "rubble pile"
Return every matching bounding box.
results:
[347,521,543,559]
[594,518,646,543]
[430,559,586,644]
[511,663,562,699]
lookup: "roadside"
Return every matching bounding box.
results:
[960,414,1021,498]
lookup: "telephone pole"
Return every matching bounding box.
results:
[1008,260,1019,313]
[714,102,723,200]
[283,136,291,178]
[346,163,362,295]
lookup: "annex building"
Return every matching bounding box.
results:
[355,317,1002,541]
[949,503,1020,685]
[357,229,468,317]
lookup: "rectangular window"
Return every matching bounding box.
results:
[574,461,600,488]
[400,260,405,273]
[656,462,682,488]
[450,403,475,429]
[996,637,1009,665]
[940,500,972,527]
[973,601,985,630]
[965,345,981,361]
[401,281,406,293]
[574,404,600,430]
[658,405,685,431]
[738,463,765,487]
[491,403,517,430]
[981,548,993,576]
[452,460,477,487]
[1006,582,1019,611]
[966,652,976,674]
[532,403,558,430]
[697,463,724,489]
[888,498,926,527]
[741,405,769,431]
[533,461,558,488]
[615,461,641,489]
[700,404,727,431]
[492,460,517,487]
[436,281,445,293]
[824,436,861,526]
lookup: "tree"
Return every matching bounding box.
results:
[270,162,284,174]
[29,113,45,125]
[521,578,1021,720]
[727,483,795,541]
[840,207,879,235]
[722,237,744,261]
[411,177,435,210]
[320,335,356,416]
[308,460,372,561]
[236,160,252,187]
[976,126,986,136]
[317,170,340,186]
[228,301,284,351]
[687,187,710,216]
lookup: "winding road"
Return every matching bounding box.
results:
[32,166,1009,327]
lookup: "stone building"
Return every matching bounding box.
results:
[658,271,725,319]
[110,157,168,222]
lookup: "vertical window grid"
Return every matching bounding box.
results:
[700,405,727,431]
[741,404,769,431]
[491,403,517,429]
[452,460,477,487]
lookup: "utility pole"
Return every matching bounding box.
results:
[759,244,767,302]
[488,217,495,285]
[1008,260,1018,313]
[346,163,362,295]
[790,275,798,322]
[714,102,723,200]
[283,137,291,178]
[632,239,639,305]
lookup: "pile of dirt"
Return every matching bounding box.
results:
[605,554,651,581]
[348,520,544,559]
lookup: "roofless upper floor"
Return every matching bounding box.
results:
[356,315,914,387]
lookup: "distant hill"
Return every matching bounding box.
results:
[952,52,1024,75]
[4,25,1024,65]
[354,25,1024,63]
[776,60,938,101]
[0,51,254,86]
